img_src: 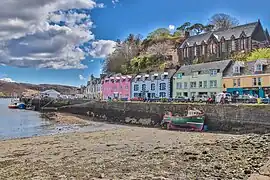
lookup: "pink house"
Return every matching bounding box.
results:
[101,74,133,100]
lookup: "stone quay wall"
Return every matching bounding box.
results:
[57,102,270,134]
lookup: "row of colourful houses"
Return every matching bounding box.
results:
[85,59,270,100]
[84,20,270,100]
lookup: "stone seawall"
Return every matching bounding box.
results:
[58,102,270,134]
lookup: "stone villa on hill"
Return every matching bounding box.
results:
[178,20,270,65]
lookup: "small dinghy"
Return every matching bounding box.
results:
[8,99,26,109]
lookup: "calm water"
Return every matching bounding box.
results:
[0,99,124,140]
[0,99,57,140]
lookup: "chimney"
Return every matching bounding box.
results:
[184,31,190,38]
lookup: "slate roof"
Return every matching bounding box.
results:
[180,22,258,48]
[175,60,232,76]
[223,59,270,77]
[132,69,177,81]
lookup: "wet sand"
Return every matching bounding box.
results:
[0,113,269,180]
[41,112,91,125]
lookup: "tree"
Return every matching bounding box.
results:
[103,34,142,74]
[247,48,270,61]
[189,23,205,35]
[203,24,215,32]
[209,13,239,30]
[176,22,191,32]
[231,51,249,61]
[147,28,171,40]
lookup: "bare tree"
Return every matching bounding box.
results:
[103,34,142,74]
[209,13,239,30]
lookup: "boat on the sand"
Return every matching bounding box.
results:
[8,99,26,109]
[161,109,205,131]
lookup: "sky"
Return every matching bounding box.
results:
[0,0,269,87]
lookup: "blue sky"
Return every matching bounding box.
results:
[0,0,269,87]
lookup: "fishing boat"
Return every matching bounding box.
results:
[161,109,205,131]
[8,99,26,109]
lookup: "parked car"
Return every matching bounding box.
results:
[174,96,190,103]
[216,93,232,103]
[194,94,209,102]
[235,95,257,103]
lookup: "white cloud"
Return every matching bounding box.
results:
[79,74,85,80]
[112,0,120,5]
[0,77,15,83]
[0,0,115,69]
[89,40,116,58]
[168,25,175,31]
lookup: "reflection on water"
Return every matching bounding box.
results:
[0,99,53,139]
[0,99,124,140]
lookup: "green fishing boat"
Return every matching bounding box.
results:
[161,109,205,131]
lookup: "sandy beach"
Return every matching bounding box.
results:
[0,113,269,180]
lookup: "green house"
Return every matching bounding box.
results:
[172,60,232,98]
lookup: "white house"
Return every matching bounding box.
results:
[40,89,61,99]
[84,75,102,100]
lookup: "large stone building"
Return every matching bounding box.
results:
[178,20,270,65]
[172,60,232,98]
[223,59,270,98]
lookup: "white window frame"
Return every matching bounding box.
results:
[233,66,240,73]
[176,82,182,89]
[210,69,218,76]
[255,64,263,72]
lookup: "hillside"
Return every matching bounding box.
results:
[0,81,79,97]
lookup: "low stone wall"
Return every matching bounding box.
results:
[58,102,270,134]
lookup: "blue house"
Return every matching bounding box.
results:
[131,69,176,99]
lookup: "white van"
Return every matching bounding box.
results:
[216,93,232,103]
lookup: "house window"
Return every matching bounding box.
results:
[255,64,263,72]
[232,40,236,51]
[159,92,166,98]
[151,83,155,90]
[134,84,139,91]
[184,82,188,89]
[258,77,262,86]
[210,80,217,88]
[142,84,146,91]
[253,78,257,86]
[240,38,245,50]
[203,81,207,88]
[233,66,240,73]
[190,82,196,88]
[210,69,217,76]
[177,73,182,79]
[233,79,237,87]
[151,93,155,98]
[202,45,205,55]
[184,48,189,58]
[192,72,198,78]
[176,92,182,97]
[237,79,241,87]
[199,81,203,88]
[160,83,166,90]
[176,82,182,89]
[194,46,197,56]
[221,41,226,52]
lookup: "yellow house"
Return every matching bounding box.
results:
[222,60,270,97]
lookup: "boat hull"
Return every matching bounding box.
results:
[8,105,18,109]
[161,115,205,131]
